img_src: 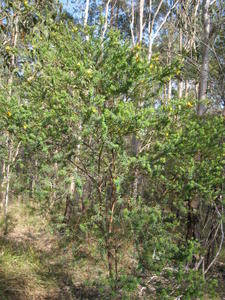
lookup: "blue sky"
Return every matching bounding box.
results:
[59,0,87,22]
[60,0,74,14]
[59,0,103,18]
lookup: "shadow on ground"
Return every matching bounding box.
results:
[0,205,109,300]
[0,235,106,300]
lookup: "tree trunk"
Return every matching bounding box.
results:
[2,138,12,235]
[130,0,135,46]
[64,178,75,223]
[185,80,189,98]
[186,200,198,241]
[132,134,139,201]
[30,159,38,198]
[198,0,210,116]
[101,0,111,41]
[178,9,183,99]
[84,0,89,27]
[139,0,145,43]
[167,27,172,100]
[147,0,153,61]
[148,39,153,62]
[1,161,6,203]
[3,163,10,235]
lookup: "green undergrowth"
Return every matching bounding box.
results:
[0,201,224,299]
[0,201,133,299]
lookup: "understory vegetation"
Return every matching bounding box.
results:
[0,0,224,299]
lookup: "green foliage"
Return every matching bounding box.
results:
[0,3,224,299]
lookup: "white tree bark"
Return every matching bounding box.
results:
[3,158,11,233]
[139,0,145,43]
[190,0,200,54]
[198,0,211,116]
[147,0,152,60]
[84,0,89,27]
[130,0,135,46]
[101,0,111,41]
[178,81,183,99]
[185,80,189,98]
[148,0,163,61]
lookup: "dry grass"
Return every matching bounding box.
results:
[0,201,109,299]
[0,202,59,299]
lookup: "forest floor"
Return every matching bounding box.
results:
[0,201,225,300]
[0,201,113,300]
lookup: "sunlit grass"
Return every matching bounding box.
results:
[0,202,58,299]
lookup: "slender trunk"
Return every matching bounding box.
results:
[2,138,13,235]
[84,0,89,27]
[195,83,199,99]
[147,0,153,62]
[167,28,172,100]
[30,159,38,198]
[52,161,58,203]
[178,8,183,99]
[106,151,117,279]
[1,161,6,203]
[64,177,75,223]
[178,81,183,99]
[133,170,138,200]
[185,80,189,98]
[70,176,75,195]
[148,0,162,61]
[115,246,119,282]
[107,246,113,278]
[186,200,198,241]
[198,0,210,116]
[132,134,139,201]
[168,79,172,101]
[139,0,145,43]
[3,162,10,235]
[148,39,153,62]
[130,0,135,46]
[190,0,200,54]
[198,45,210,115]
[101,0,111,41]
